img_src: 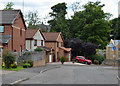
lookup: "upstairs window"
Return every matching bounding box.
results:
[57,42,59,47]
[41,40,43,46]
[0,26,4,33]
[34,39,37,46]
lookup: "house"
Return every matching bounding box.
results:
[106,39,120,60]
[0,10,26,55]
[43,32,71,62]
[25,29,45,51]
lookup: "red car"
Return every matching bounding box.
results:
[75,56,92,65]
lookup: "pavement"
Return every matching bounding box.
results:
[2,64,60,84]
[48,62,86,66]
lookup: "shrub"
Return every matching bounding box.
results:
[94,60,99,65]
[2,51,15,68]
[2,62,5,68]
[88,54,104,65]
[60,56,66,64]
[22,63,30,68]
[11,62,17,68]
[34,47,43,51]
[27,60,33,67]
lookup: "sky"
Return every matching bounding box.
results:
[0,0,119,24]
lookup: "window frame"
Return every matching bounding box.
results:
[34,39,37,46]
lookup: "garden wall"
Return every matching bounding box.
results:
[14,51,45,67]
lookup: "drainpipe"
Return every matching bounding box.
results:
[11,25,13,51]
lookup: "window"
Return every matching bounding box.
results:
[119,48,120,51]
[0,26,4,33]
[20,28,22,36]
[61,42,63,47]
[57,42,59,47]
[34,39,37,46]
[41,40,43,46]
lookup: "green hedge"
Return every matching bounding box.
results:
[88,54,104,64]
[34,47,43,51]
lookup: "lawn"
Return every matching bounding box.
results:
[0,66,25,71]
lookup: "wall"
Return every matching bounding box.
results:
[12,13,26,52]
[17,51,45,67]
[106,44,119,60]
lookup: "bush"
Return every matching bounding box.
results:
[2,62,5,68]
[11,62,17,68]
[94,60,99,65]
[27,60,33,67]
[88,54,104,65]
[34,47,43,51]
[22,63,30,68]
[60,56,66,63]
[3,51,15,68]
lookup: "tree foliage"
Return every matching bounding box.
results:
[48,1,111,49]
[110,16,120,40]
[66,38,97,58]
[4,2,14,10]
[70,1,111,49]
[48,2,71,39]
[25,11,41,29]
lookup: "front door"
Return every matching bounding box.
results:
[69,53,71,61]
[49,54,52,63]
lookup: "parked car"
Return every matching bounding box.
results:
[75,56,92,65]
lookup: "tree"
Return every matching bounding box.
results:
[110,17,120,40]
[66,38,97,58]
[70,1,111,49]
[48,2,71,39]
[25,11,41,29]
[4,2,14,10]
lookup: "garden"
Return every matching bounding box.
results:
[1,51,34,71]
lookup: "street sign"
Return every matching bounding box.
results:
[113,46,116,50]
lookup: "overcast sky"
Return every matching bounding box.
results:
[0,0,119,24]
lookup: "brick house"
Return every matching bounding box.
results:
[43,32,71,62]
[106,39,120,60]
[26,29,45,51]
[0,10,26,56]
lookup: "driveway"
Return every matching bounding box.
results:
[20,65,118,84]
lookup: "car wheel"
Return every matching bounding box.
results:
[76,60,79,63]
[85,61,88,64]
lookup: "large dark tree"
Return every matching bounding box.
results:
[67,38,97,58]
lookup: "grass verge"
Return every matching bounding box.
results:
[0,66,25,71]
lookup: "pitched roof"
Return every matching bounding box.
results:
[26,29,45,40]
[107,40,120,47]
[0,10,27,29]
[43,32,61,42]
